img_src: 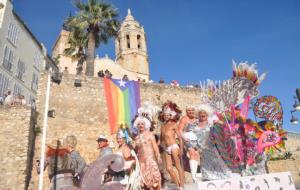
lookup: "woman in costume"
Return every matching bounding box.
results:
[114,129,136,186]
[133,116,162,190]
[179,105,200,182]
[37,139,78,190]
[194,105,234,181]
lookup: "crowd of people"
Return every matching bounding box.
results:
[0,90,27,106]
[38,100,241,190]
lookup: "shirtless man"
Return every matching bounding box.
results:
[159,101,184,189]
[178,106,200,182]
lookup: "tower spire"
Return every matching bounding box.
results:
[115,9,149,81]
[125,8,134,21]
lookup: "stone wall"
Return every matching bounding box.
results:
[267,133,300,186]
[285,132,300,153]
[0,106,34,190]
[31,73,300,189]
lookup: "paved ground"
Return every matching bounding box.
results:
[163,182,197,190]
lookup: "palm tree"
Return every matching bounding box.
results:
[64,26,87,75]
[66,0,120,76]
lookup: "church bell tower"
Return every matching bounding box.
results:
[115,9,149,81]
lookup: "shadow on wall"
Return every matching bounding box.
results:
[25,109,38,190]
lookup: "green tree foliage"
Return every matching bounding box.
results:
[64,25,88,75]
[65,0,120,76]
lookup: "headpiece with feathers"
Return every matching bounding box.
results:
[132,101,159,134]
[232,60,267,86]
[133,116,152,131]
[137,101,161,121]
[198,104,215,117]
[158,101,182,122]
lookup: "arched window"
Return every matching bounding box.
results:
[126,35,130,48]
[137,35,141,49]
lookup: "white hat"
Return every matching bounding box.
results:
[198,104,214,117]
[133,116,151,131]
[96,134,108,142]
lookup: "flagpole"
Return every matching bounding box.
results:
[38,74,51,190]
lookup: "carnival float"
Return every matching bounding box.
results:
[41,61,295,190]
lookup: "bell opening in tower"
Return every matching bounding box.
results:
[137,34,141,49]
[126,35,130,49]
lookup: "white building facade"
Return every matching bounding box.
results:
[0,0,57,103]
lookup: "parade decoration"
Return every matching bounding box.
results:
[257,130,281,154]
[212,106,249,172]
[211,95,286,174]
[200,61,266,112]
[104,78,141,134]
[80,154,125,190]
[253,96,283,126]
[253,120,286,154]
[198,172,296,190]
[232,61,267,86]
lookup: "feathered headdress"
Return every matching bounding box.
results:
[137,101,161,121]
[117,129,126,138]
[131,101,159,134]
[198,104,215,117]
[118,124,132,143]
[232,60,267,86]
[158,101,182,122]
[133,116,152,131]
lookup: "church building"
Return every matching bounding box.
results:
[52,9,150,81]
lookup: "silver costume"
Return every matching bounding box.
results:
[194,124,234,181]
[183,120,200,149]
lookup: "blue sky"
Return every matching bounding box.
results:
[13,0,300,133]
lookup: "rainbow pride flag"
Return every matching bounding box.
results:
[103,78,141,134]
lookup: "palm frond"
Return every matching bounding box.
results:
[63,25,88,61]
[67,0,120,76]
[73,0,86,11]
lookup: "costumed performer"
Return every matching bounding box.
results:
[159,101,185,189]
[196,104,234,181]
[64,135,87,186]
[133,115,162,190]
[114,129,136,186]
[178,105,200,182]
[37,139,78,190]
